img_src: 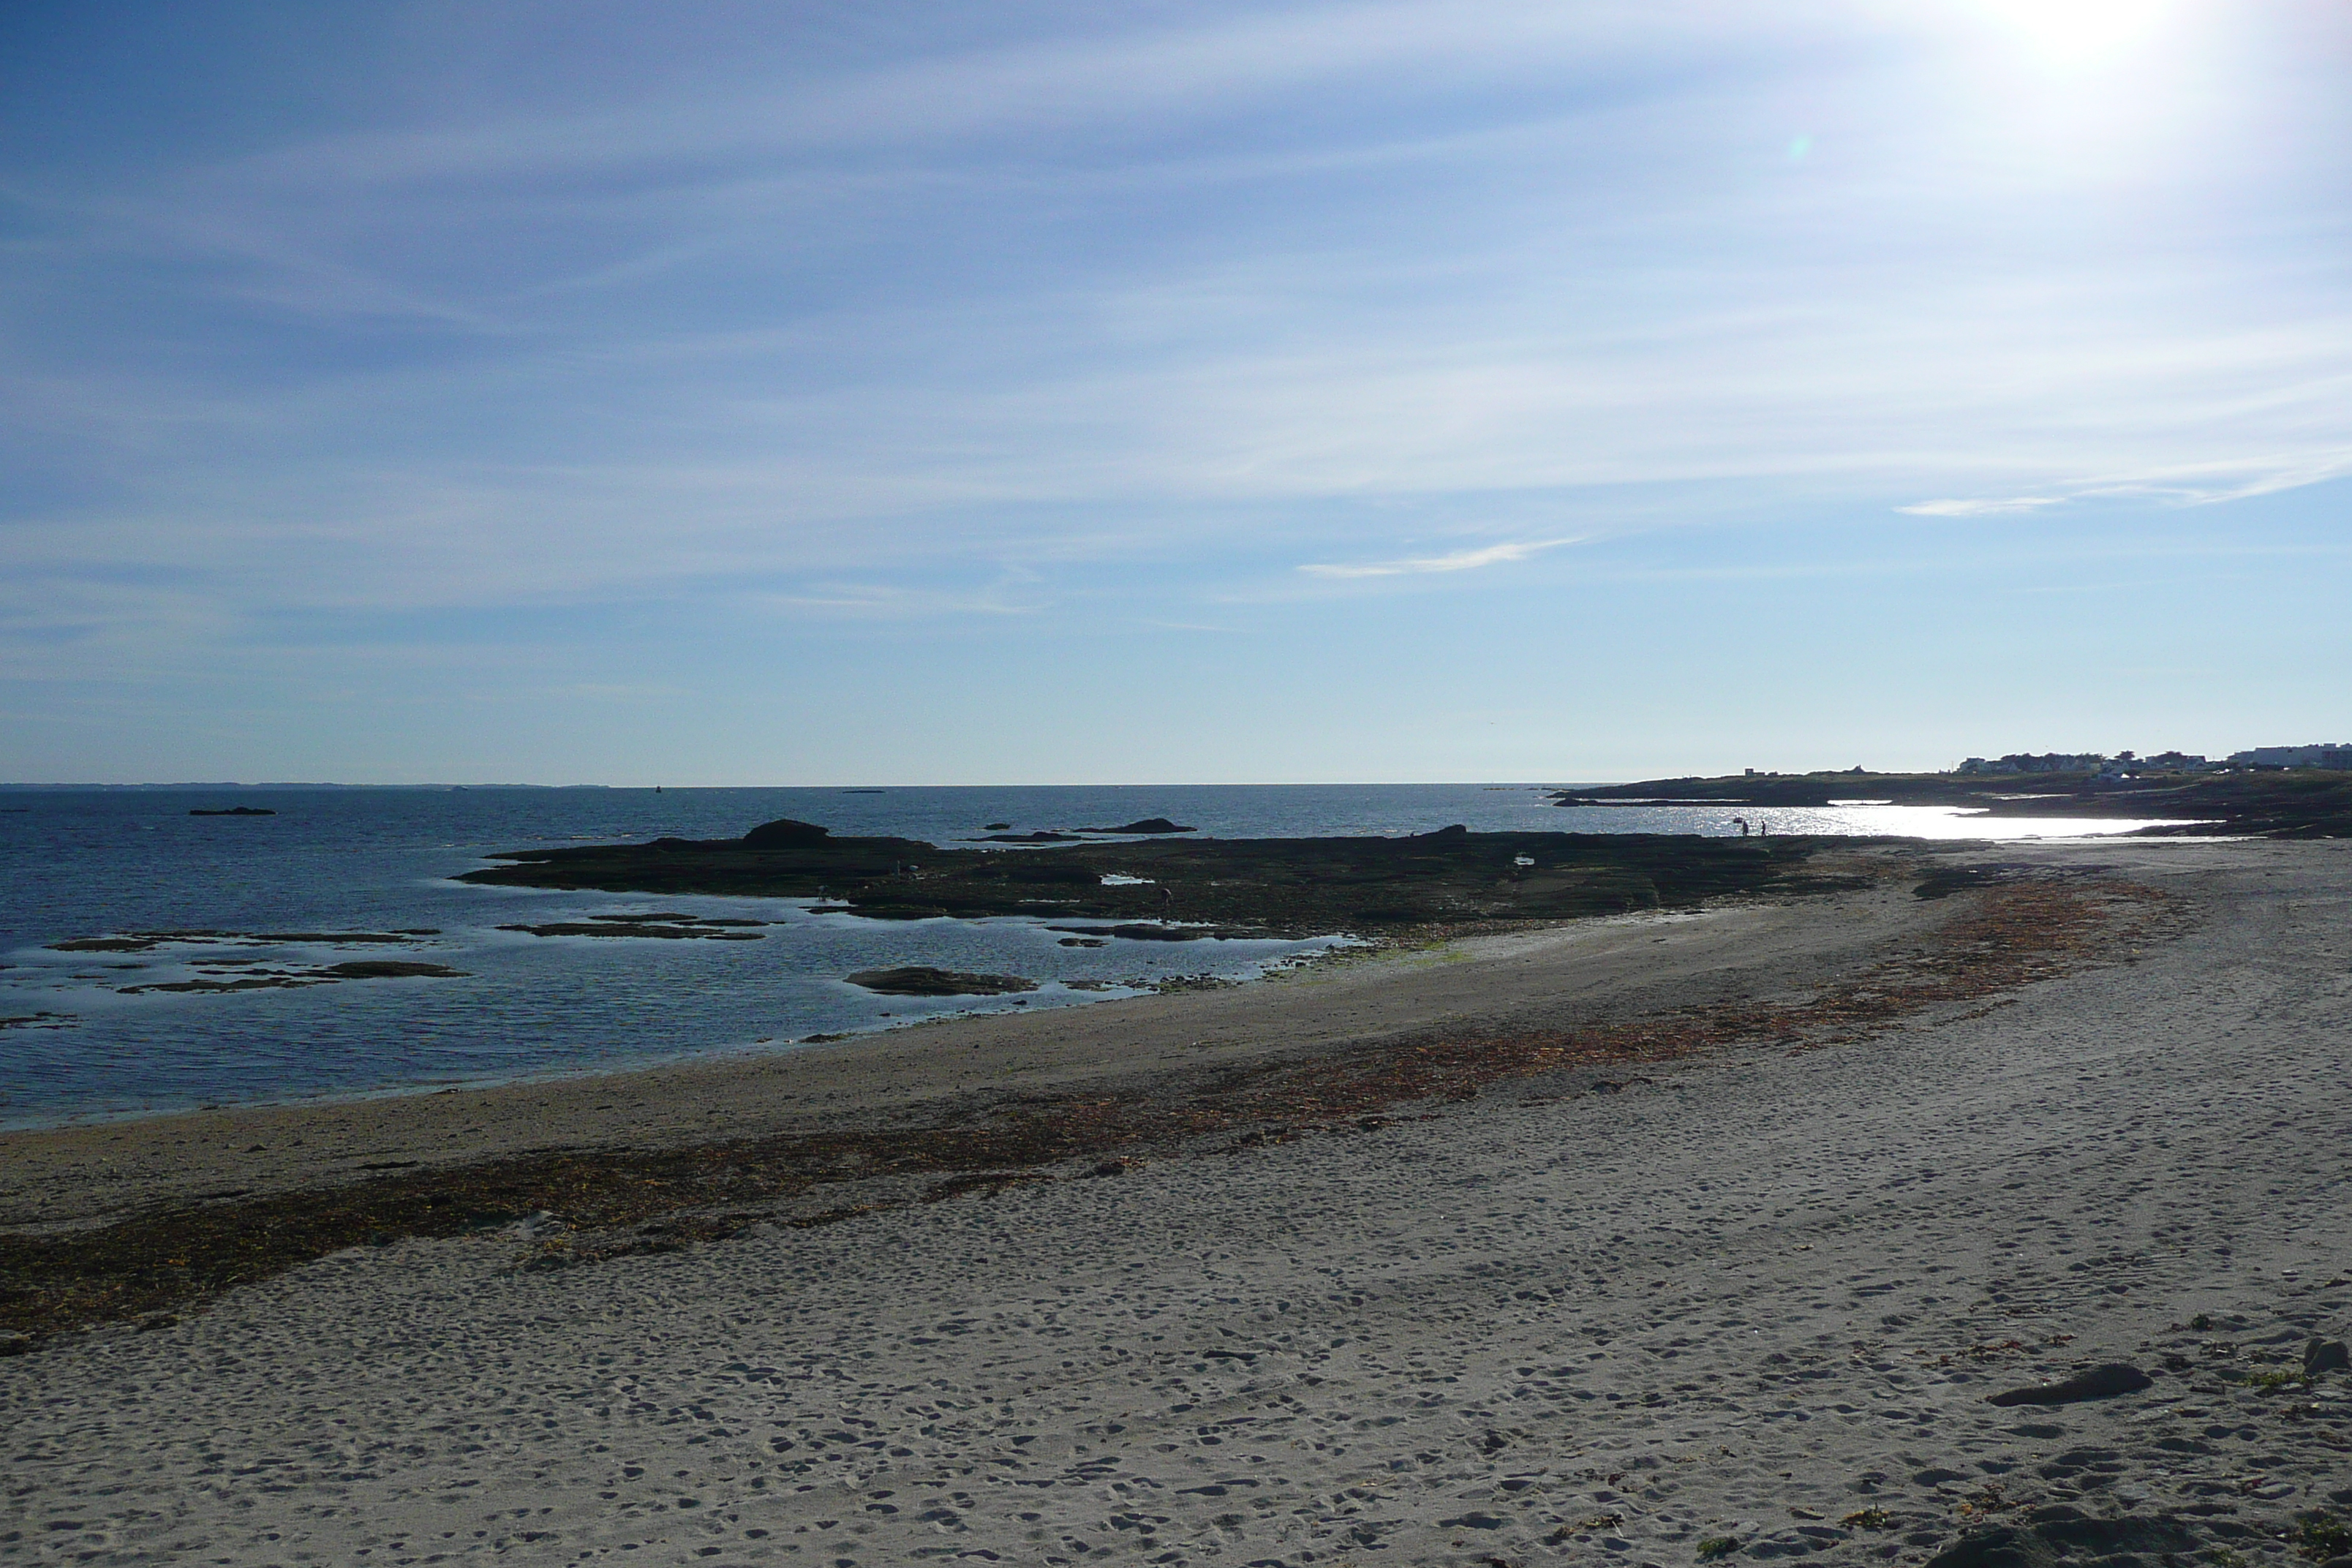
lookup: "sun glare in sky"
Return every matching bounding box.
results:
[0,1,2344,783]
[1972,0,2175,66]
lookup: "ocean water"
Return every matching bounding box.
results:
[0,784,2188,1128]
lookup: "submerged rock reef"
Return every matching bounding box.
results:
[32,929,468,1000]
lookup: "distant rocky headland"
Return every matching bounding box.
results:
[1555,766,2352,837]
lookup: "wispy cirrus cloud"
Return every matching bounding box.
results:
[1901,446,2352,518]
[4,1,2351,781]
[1897,496,2062,516]
[1299,537,1580,578]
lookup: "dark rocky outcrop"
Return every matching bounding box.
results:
[1082,818,1196,834]
[845,966,1037,997]
[50,930,432,954]
[189,806,276,817]
[497,913,765,941]
[1047,923,1211,942]
[121,961,467,994]
[261,931,434,943]
[461,821,1824,935]
[741,818,832,848]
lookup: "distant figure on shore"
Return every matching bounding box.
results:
[1731,816,1749,838]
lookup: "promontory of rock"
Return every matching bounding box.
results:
[457,818,1851,935]
[1555,767,2352,836]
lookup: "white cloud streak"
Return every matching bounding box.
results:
[1898,497,2062,516]
[1300,538,1581,578]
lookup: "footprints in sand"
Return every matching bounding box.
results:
[4,845,2351,1565]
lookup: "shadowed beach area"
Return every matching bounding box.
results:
[2,837,2348,1567]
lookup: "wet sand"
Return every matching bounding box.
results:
[2,837,2348,1566]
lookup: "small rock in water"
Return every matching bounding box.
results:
[321,961,467,979]
[1984,1363,2152,1406]
[1047,923,1208,943]
[497,916,761,941]
[846,966,1038,997]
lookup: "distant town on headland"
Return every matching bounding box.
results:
[1952,743,2352,777]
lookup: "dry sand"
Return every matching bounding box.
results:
[3,837,2348,1567]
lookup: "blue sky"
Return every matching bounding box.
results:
[3,1,2348,783]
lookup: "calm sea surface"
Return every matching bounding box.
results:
[0,785,2188,1127]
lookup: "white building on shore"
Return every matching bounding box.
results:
[2228,743,2352,769]
[1954,745,2352,775]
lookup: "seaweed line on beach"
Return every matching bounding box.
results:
[0,877,2177,1352]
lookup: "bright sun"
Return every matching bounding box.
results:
[1974,0,2171,66]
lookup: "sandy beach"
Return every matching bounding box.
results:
[3,837,2348,1567]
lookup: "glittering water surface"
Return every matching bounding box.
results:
[0,785,2187,1126]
